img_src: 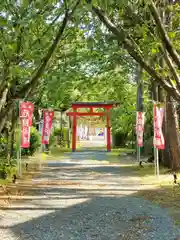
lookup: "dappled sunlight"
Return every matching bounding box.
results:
[1,195,179,240]
[0,197,91,228]
[0,152,180,239]
[0,0,180,238]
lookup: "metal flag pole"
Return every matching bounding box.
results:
[38,109,44,170]
[153,102,160,179]
[154,146,159,178]
[154,146,157,176]
[38,120,42,170]
[156,147,160,177]
[68,116,71,148]
[137,144,141,163]
[136,65,143,166]
[17,99,22,178]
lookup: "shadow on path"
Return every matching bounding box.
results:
[0,151,179,240]
[1,196,179,240]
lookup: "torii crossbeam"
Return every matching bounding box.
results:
[66,102,119,152]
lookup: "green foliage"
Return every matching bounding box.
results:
[0,162,7,179]
[113,131,128,147]
[51,127,68,147]
[0,0,83,138]
[0,136,7,157]
[86,0,180,102]
[2,0,179,164]
[0,161,17,180]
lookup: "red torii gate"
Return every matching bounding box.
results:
[66,102,119,152]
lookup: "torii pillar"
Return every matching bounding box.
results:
[106,107,111,152]
[72,107,77,152]
[67,102,119,152]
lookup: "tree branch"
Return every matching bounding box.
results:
[30,11,63,48]
[149,0,180,69]
[18,0,81,98]
[162,48,180,91]
[0,87,9,112]
[0,0,81,134]
[88,4,180,101]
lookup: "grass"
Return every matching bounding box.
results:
[0,156,41,206]
[132,163,180,226]
[1,149,179,227]
[106,148,134,156]
[127,163,169,178]
[0,179,9,185]
[41,146,135,163]
[50,147,72,157]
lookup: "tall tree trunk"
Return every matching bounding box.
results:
[162,98,172,167]
[4,126,9,159]
[8,109,16,162]
[157,0,172,167]
[166,95,180,170]
[0,87,9,112]
[0,104,13,133]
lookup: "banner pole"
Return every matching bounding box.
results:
[154,146,157,176]
[154,147,159,178]
[18,99,22,178]
[136,111,144,165]
[137,145,140,163]
[16,139,20,177]
[68,116,71,148]
[39,121,42,170]
[153,103,157,178]
[155,147,159,178]
[153,102,161,179]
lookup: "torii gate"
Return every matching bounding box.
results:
[66,102,118,152]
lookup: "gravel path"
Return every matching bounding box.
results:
[0,151,180,240]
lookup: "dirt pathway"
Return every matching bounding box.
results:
[0,151,179,240]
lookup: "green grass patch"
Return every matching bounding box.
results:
[130,163,169,177]
[107,148,135,156]
[135,184,180,226]
[0,179,9,185]
[130,163,180,226]
[50,147,72,156]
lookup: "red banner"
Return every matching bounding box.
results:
[153,104,165,149]
[136,112,145,147]
[42,110,54,144]
[20,102,34,148]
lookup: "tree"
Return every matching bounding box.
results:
[32,21,136,148]
[0,0,81,133]
[86,0,180,169]
[86,0,180,100]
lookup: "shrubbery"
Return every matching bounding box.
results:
[0,161,17,180]
[112,131,129,147]
[0,127,41,180]
[0,136,7,157]
[51,127,68,147]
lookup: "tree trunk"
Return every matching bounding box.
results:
[0,87,9,112]
[8,109,16,162]
[0,104,13,133]
[160,0,179,169]
[4,126,9,159]
[161,99,172,167]
[166,95,180,170]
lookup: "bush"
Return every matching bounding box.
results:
[0,136,7,157]
[142,136,153,156]
[0,162,17,180]
[51,127,68,147]
[21,127,41,156]
[112,131,128,147]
